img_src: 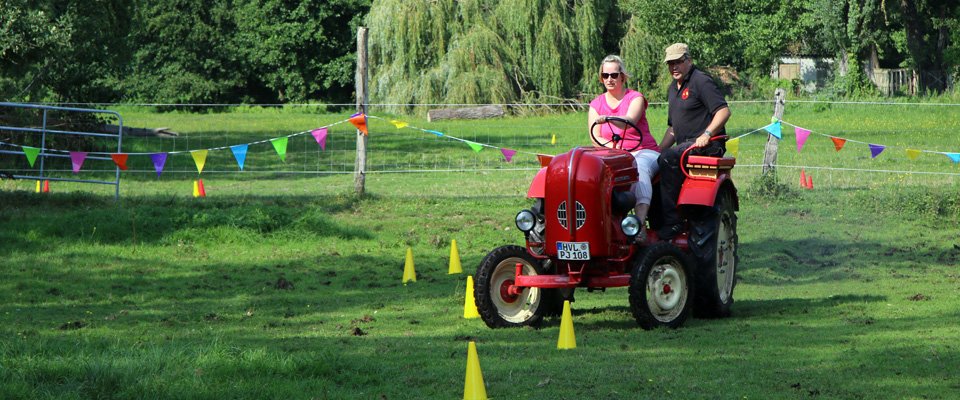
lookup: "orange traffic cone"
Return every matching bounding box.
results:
[806,174,813,190]
[43,180,49,193]
[800,169,807,188]
[198,178,207,197]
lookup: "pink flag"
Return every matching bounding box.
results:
[795,127,811,152]
[70,152,87,174]
[311,128,328,150]
[500,148,517,163]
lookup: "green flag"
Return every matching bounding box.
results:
[23,146,40,167]
[271,137,288,162]
[466,141,483,153]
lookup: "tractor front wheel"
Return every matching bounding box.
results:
[475,245,551,328]
[629,243,694,330]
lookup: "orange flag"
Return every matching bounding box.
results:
[830,137,847,152]
[537,154,554,167]
[111,154,129,170]
[349,113,368,135]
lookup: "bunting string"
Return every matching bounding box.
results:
[2,112,959,176]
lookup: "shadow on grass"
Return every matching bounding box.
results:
[0,191,374,251]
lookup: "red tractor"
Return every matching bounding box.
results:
[475,117,739,330]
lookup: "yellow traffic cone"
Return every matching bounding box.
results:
[551,134,557,145]
[463,341,488,400]
[402,247,416,284]
[464,276,479,319]
[35,180,41,193]
[557,300,576,350]
[448,239,463,274]
[192,180,200,197]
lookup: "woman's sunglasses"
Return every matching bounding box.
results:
[601,72,621,79]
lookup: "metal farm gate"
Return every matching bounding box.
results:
[0,102,123,200]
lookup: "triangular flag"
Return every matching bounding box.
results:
[795,127,811,152]
[150,153,168,177]
[537,154,553,167]
[869,144,885,158]
[271,137,288,162]
[70,152,87,173]
[830,137,847,152]
[111,154,128,170]
[426,129,444,137]
[765,121,782,139]
[726,138,739,158]
[22,146,40,167]
[905,149,921,160]
[466,141,483,153]
[311,128,328,150]
[230,144,248,170]
[390,119,408,129]
[945,153,960,163]
[349,113,368,135]
[191,149,208,174]
[500,148,516,163]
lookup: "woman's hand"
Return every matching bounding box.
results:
[594,115,608,125]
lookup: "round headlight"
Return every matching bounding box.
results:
[621,215,641,237]
[515,210,536,232]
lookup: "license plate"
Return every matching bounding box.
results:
[556,241,590,260]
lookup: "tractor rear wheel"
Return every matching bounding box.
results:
[692,186,739,318]
[629,243,694,329]
[475,245,551,328]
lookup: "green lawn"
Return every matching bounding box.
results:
[1,103,959,399]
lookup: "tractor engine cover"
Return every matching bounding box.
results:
[542,147,638,258]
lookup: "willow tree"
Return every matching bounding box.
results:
[367,0,625,113]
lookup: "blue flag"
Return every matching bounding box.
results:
[231,144,249,170]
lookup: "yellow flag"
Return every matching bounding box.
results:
[390,119,408,129]
[726,138,740,158]
[191,150,208,174]
[906,149,921,160]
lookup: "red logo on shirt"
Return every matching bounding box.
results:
[681,88,690,100]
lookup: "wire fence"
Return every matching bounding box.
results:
[3,99,960,197]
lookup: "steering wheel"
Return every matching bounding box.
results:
[680,135,729,179]
[590,116,643,152]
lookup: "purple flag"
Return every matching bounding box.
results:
[311,128,328,150]
[869,144,885,159]
[151,153,168,177]
[500,148,516,163]
[70,152,87,174]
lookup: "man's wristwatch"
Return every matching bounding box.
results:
[703,130,712,137]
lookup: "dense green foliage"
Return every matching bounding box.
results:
[1,0,958,108]
[368,0,960,111]
[1,0,370,105]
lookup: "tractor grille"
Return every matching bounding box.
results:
[557,201,586,230]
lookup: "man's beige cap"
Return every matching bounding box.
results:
[663,43,689,63]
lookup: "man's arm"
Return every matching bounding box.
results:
[693,106,731,148]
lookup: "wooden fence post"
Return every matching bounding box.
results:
[761,88,786,176]
[354,27,369,197]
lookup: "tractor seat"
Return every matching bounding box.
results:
[686,156,736,170]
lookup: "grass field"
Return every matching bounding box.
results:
[1,101,959,399]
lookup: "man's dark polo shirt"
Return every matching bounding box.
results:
[667,67,728,144]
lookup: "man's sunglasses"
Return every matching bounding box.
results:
[601,72,621,79]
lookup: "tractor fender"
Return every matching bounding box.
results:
[527,167,547,198]
[678,174,738,208]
